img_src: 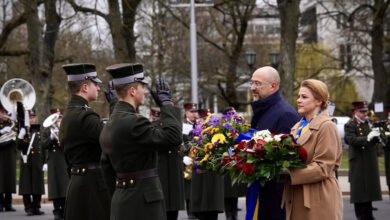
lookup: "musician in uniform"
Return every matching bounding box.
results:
[41,109,69,220]
[150,107,185,220]
[99,63,182,220]
[59,63,111,220]
[0,104,17,212]
[16,110,45,216]
[344,101,382,220]
[182,102,198,219]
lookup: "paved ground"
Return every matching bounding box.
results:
[1,195,389,220]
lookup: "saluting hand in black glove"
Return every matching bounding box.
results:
[104,80,118,103]
[151,79,173,107]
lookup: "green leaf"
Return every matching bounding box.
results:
[283,161,290,168]
[264,143,274,152]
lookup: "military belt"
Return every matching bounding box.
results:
[116,168,158,188]
[70,163,101,175]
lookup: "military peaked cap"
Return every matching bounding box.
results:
[352,101,368,112]
[62,63,102,83]
[184,103,198,112]
[106,63,149,85]
[198,108,212,118]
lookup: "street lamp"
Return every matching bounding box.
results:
[245,49,256,71]
[269,48,280,68]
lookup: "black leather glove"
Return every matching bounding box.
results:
[104,80,118,103]
[151,79,173,106]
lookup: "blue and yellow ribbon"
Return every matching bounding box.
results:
[295,111,321,141]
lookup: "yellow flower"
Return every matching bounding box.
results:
[211,133,227,145]
[214,128,220,133]
[201,126,213,135]
[234,144,238,149]
[227,133,232,138]
[205,143,213,150]
[194,136,199,141]
[200,153,211,163]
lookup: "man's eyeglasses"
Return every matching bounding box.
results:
[250,81,269,88]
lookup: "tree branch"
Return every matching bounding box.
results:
[0,12,27,49]
[0,49,28,56]
[65,0,108,21]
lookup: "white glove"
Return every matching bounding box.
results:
[42,164,48,172]
[183,156,193,166]
[367,128,380,142]
[0,126,12,134]
[18,128,26,139]
[50,132,57,140]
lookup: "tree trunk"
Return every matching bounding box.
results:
[370,0,389,118]
[122,0,141,62]
[277,0,300,104]
[107,0,129,62]
[23,0,61,122]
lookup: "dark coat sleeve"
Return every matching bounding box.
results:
[128,106,183,151]
[344,122,368,147]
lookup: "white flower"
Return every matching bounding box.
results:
[274,134,283,142]
[264,136,273,142]
[183,156,193,165]
[253,129,272,140]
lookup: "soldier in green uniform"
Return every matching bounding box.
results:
[41,109,69,220]
[182,103,198,219]
[150,107,185,220]
[0,105,17,212]
[16,110,45,216]
[344,101,382,220]
[100,63,182,220]
[59,63,111,220]
[190,108,224,220]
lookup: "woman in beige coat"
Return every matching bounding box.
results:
[282,79,343,220]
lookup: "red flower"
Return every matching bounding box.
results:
[247,139,256,148]
[221,156,231,166]
[298,147,308,162]
[242,163,255,175]
[232,162,243,170]
[237,141,246,150]
[234,154,244,163]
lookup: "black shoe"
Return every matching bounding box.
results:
[4,205,16,212]
[26,209,34,216]
[53,210,62,220]
[33,208,45,215]
[372,206,378,211]
[0,204,3,212]
[188,214,197,219]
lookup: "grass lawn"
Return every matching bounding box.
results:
[340,151,385,171]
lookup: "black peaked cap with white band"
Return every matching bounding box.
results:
[62,63,102,83]
[106,63,149,85]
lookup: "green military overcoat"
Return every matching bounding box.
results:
[59,95,110,220]
[344,119,382,203]
[189,171,224,213]
[16,128,45,195]
[157,146,185,211]
[100,101,182,220]
[0,121,17,193]
[41,128,69,200]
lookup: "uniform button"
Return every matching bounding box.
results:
[82,168,86,173]
[362,146,365,150]
[360,133,363,135]
[168,150,172,154]
[130,179,134,184]
[122,182,126,186]
[77,169,80,173]
[116,180,119,185]
[31,151,34,154]
[53,149,56,152]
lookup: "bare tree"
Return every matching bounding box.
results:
[66,0,141,62]
[277,0,300,104]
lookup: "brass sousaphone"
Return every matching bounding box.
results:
[0,78,36,143]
